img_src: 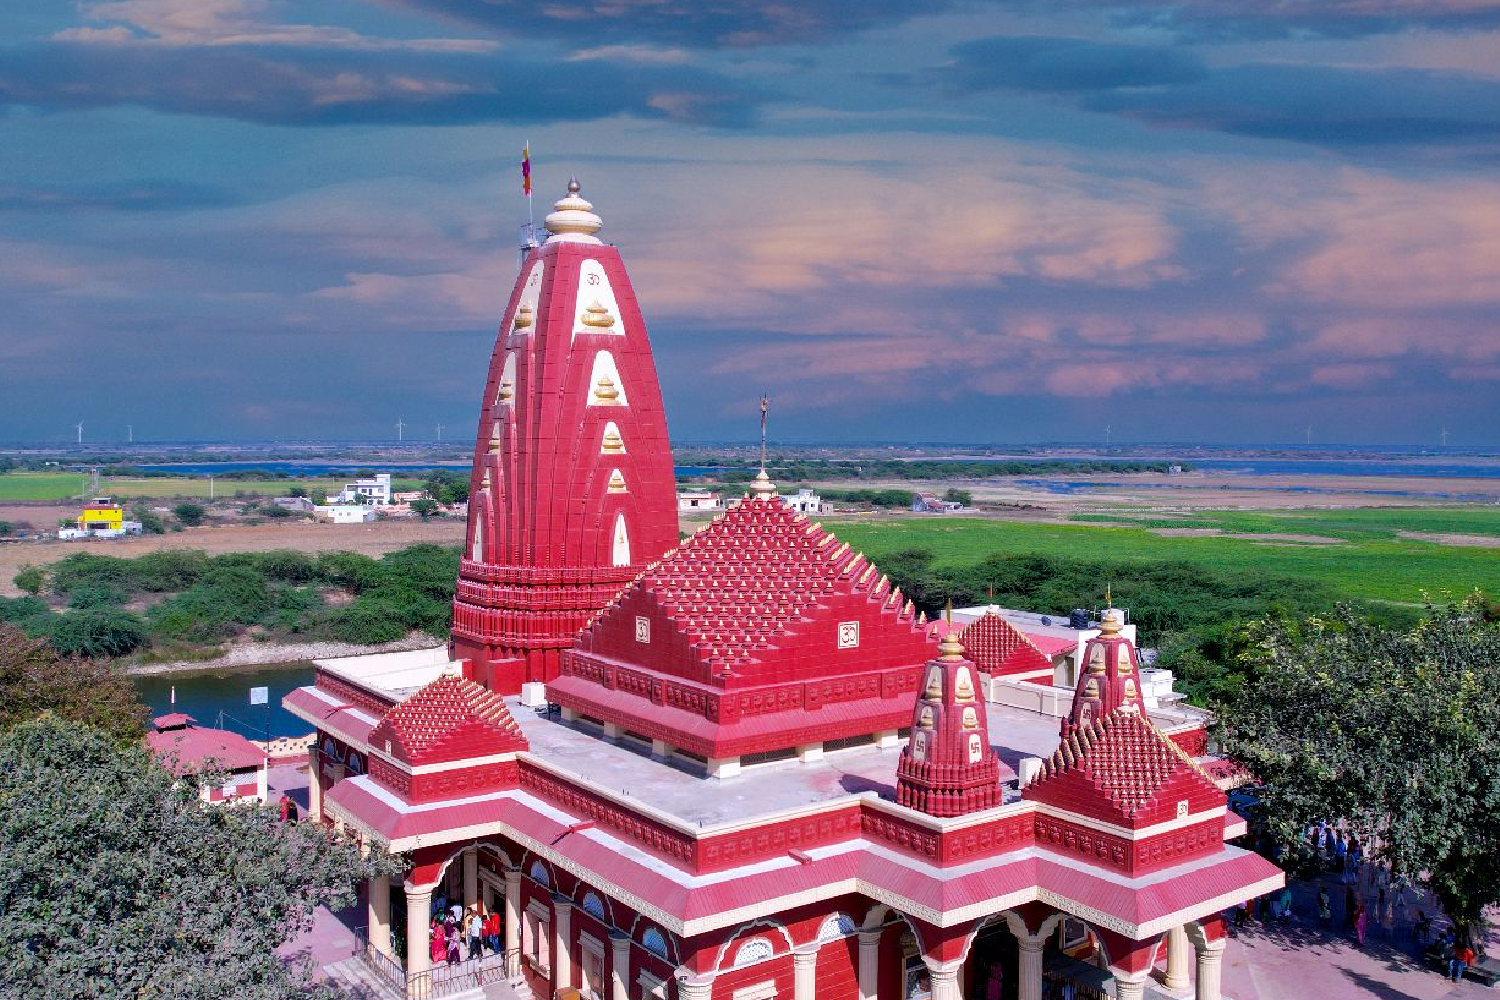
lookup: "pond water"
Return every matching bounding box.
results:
[134,662,315,740]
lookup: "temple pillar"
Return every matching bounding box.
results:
[504,869,522,978]
[1195,939,1226,1000]
[405,884,432,1000]
[925,961,962,1000]
[678,975,714,1000]
[793,947,818,1000]
[307,751,323,821]
[1114,975,1148,1000]
[1017,934,1046,1000]
[368,875,392,958]
[463,847,478,909]
[610,931,632,1000]
[1164,926,1191,992]
[857,930,882,1000]
[553,895,574,992]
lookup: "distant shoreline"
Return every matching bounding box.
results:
[123,635,442,676]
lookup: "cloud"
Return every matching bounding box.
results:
[0,42,764,127]
[0,180,239,212]
[55,0,499,52]
[378,0,970,49]
[938,35,1206,94]
[1099,0,1500,42]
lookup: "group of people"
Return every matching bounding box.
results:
[428,897,502,966]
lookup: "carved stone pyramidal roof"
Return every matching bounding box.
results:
[960,609,1053,676]
[370,675,529,767]
[551,493,937,760]
[1025,707,1222,828]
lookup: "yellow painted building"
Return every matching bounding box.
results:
[77,498,124,532]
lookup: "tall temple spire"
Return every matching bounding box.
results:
[896,627,1002,817]
[450,179,678,693]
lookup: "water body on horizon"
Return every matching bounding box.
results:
[138,462,730,477]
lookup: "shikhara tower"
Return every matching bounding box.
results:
[450,181,678,693]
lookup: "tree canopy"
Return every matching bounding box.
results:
[0,623,145,744]
[1219,597,1500,937]
[0,719,395,998]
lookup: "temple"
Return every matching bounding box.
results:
[286,180,1280,1000]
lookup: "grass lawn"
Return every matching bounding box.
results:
[0,472,426,501]
[831,511,1500,605]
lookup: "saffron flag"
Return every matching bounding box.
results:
[522,144,532,195]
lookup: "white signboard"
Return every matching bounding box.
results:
[249,686,269,706]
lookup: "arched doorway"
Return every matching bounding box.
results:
[968,919,1019,1000]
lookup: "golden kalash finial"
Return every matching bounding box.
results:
[938,600,965,661]
[592,374,620,403]
[514,303,534,330]
[581,300,617,329]
[544,177,603,243]
[1098,607,1123,637]
[748,468,778,498]
[601,425,625,454]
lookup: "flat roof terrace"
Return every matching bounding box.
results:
[507,697,1084,829]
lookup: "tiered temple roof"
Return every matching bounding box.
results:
[549,492,937,759]
[369,675,528,767]
[960,609,1054,676]
[1026,707,1223,829]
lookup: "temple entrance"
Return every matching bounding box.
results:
[1041,919,1110,1000]
[968,921,1019,1000]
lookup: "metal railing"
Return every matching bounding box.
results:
[349,926,511,999]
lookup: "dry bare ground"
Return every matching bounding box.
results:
[1397,531,1500,548]
[0,518,466,596]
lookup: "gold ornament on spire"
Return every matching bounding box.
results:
[544,177,603,243]
[938,630,966,662]
[513,303,534,330]
[601,425,625,454]
[592,374,621,403]
[581,300,617,330]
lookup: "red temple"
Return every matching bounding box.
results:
[287,180,1277,1000]
[450,179,679,694]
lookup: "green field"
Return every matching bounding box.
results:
[831,509,1500,605]
[0,472,425,502]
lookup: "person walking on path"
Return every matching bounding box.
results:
[445,922,462,965]
[430,920,447,966]
[1451,943,1475,983]
[467,906,484,960]
[484,907,502,956]
[1355,903,1369,947]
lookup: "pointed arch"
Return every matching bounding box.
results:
[612,513,631,566]
[586,350,628,406]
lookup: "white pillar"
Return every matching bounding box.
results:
[405,885,432,1000]
[463,848,478,909]
[1195,940,1226,1000]
[368,875,392,958]
[857,930,882,1000]
[307,752,323,821]
[504,870,522,978]
[678,976,714,1000]
[1114,975,1147,1000]
[926,961,962,1000]
[1164,926,1191,992]
[793,948,819,1000]
[553,895,574,992]
[1017,935,1045,1000]
[797,743,824,763]
[610,931,632,1000]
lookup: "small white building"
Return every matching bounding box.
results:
[332,472,392,506]
[911,493,962,513]
[677,490,723,512]
[787,487,823,514]
[315,504,377,524]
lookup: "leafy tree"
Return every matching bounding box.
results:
[309,488,329,505]
[1219,598,1500,942]
[0,718,397,997]
[424,469,470,505]
[132,504,166,534]
[286,484,309,498]
[943,488,974,506]
[0,625,146,743]
[0,521,11,537]
[13,564,45,596]
[173,502,207,527]
[410,497,441,520]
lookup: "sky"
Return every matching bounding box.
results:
[2,0,1499,446]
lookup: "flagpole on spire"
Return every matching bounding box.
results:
[521,141,535,247]
[759,393,769,473]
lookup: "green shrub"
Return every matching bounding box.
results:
[43,610,149,658]
[0,595,51,627]
[316,551,382,593]
[172,502,206,527]
[320,604,409,644]
[13,564,45,596]
[132,505,166,534]
[131,550,208,592]
[253,549,318,583]
[67,583,128,610]
[49,553,135,595]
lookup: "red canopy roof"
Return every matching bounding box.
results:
[961,612,1054,675]
[369,675,528,766]
[146,723,266,775]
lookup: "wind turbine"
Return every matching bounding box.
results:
[75,421,83,445]
[1305,425,1313,446]
[395,417,406,443]
[1441,427,1449,447]
[435,423,444,442]
[127,424,133,444]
